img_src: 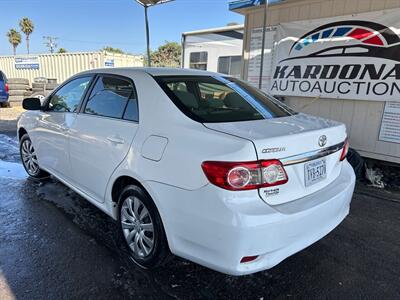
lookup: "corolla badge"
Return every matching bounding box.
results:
[318,135,327,147]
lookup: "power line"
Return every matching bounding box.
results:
[43,36,58,53]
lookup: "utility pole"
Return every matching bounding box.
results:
[135,0,175,67]
[43,36,58,53]
[259,0,269,90]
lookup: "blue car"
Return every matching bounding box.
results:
[0,71,9,107]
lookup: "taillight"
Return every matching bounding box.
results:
[340,138,349,161]
[5,83,9,93]
[240,255,259,263]
[201,160,288,191]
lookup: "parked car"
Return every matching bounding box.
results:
[17,68,355,275]
[0,70,9,107]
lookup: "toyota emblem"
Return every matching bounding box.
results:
[318,135,327,147]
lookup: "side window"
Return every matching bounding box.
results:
[48,77,92,112]
[84,76,138,121]
[189,52,208,70]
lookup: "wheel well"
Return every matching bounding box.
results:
[18,128,27,140]
[111,176,146,203]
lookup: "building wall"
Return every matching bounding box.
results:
[241,0,400,163]
[0,51,143,84]
[182,27,244,73]
[183,42,243,73]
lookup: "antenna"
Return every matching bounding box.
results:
[43,36,58,53]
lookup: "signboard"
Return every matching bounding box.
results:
[247,27,276,91]
[104,59,115,67]
[229,0,282,10]
[270,9,400,102]
[379,102,400,144]
[15,57,39,70]
[229,0,265,10]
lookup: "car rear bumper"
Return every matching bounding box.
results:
[146,160,355,275]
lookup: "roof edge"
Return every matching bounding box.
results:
[182,24,244,36]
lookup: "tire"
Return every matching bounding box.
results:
[117,185,171,269]
[45,83,59,90]
[19,134,49,179]
[8,90,26,96]
[8,95,23,102]
[32,82,45,89]
[31,91,49,102]
[0,101,10,108]
[8,84,29,91]
[347,148,365,180]
[47,78,57,84]
[8,78,29,85]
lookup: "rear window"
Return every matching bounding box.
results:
[0,72,4,81]
[155,76,296,123]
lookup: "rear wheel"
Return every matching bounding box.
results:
[117,185,171,269]
[20,134,49,179]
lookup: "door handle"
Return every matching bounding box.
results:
[107,136,125,145]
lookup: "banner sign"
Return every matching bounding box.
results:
[269,9,400,101]
[104,59,115,67]
[379,102,400,144]
[247,27,276,90]
[15,56,40,70]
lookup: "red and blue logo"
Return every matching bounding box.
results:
[284,20,400,62]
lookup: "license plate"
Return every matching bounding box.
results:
[304,158,326,187]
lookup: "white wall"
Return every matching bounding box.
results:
[183,30,243,73]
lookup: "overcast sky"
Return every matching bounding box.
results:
[1,0,244,56]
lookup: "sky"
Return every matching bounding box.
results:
[0,0,244,56]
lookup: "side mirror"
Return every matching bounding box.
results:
[22,97,42,110]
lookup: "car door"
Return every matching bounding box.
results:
[33,76,93,178]
[69,74,139,203]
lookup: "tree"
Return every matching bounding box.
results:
[7,29,22,56]
[19,17,34,54]
[102,46,125,54]
[57,48,67,53]
[150,41,181,67]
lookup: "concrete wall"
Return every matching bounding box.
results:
[0,51,143,84]
[239,0,400,163]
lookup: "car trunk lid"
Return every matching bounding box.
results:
[204,113,347,205]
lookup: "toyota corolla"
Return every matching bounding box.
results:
[17,68,355,275]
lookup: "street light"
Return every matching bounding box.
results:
[135,0,175,67]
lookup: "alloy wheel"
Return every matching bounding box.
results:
[121,196,155,258]
[21,139,39,176]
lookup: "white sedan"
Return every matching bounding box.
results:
[18,68,355,275]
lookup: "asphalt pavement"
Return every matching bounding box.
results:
[1,132,399,300]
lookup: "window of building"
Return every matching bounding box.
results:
[189,52,208,70]
[218,56,242,78]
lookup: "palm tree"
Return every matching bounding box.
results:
[6,29,22,56]
[19,17,34,54]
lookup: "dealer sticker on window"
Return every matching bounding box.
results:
[304,158,327,187]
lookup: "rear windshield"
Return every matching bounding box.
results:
[155,75,296,123]
[0,72,4,81]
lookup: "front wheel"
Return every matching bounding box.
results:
[117,185,171,269]
[20,134,49,179]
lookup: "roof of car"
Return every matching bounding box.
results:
[79,67,221,77]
